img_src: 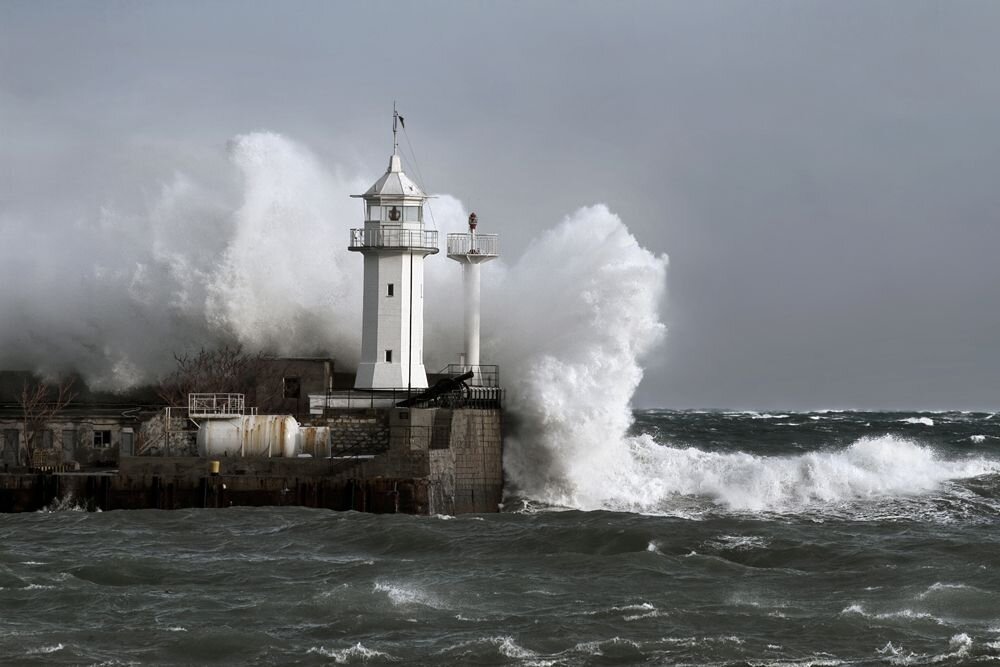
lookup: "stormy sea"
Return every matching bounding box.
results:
[2,410,1000,666]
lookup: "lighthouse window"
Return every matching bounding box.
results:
[386,283,394,297]
[385,349,393,363]
[403,206,421,222]
[367,205,381,221]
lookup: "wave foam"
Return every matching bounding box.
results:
[596,435,997,514]
[26,644,65,655]
[308,643,396,664]
[841,604,946,625]
[493,205,668,507]
[373,582,445,609]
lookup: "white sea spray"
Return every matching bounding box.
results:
[489,205,668,508]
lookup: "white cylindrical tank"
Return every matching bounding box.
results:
[298,426,331,458]
[197,415,301,458]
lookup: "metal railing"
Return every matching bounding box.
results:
[349,228,439,252]
[439,364,500,388]
[188,393,245,418]
[310,383,503,413]
[310,388,421,413]
[446,233,499,257]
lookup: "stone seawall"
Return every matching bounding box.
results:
[0,406,503,514]
[428,409,504,514]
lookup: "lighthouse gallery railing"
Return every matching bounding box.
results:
[350,228,439,251]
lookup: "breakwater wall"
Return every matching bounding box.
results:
[0,407,503,515]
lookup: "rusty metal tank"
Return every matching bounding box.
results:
[196,415,300,458]
[297,426,331,458]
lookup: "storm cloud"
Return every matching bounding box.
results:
[2,1,999,409]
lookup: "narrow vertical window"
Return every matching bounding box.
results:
[386,283,394,297]
[385,349,393,363]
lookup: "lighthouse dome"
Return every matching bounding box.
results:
[356,154,426,200]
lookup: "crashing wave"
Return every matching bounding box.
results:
[595,435,997,514]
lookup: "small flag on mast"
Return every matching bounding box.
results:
[398,115,405,129]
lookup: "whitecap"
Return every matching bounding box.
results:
[495,636,536,659]
[307,643,396,664]
[916,582,973,599]
[373,582,445,609]
[840,604,946,625]
[570,637,641,656]
[455,613,489,622]
[26,644,64,655]
[597,434,999,514]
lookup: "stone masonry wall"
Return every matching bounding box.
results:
[428,408,503,515]
[323,409,390,454]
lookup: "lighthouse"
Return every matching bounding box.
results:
[349,111,439,390]
[447,213,499,384]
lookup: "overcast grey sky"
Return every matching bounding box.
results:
[3,1,1000,409]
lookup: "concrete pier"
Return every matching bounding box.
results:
[0,407,503,515]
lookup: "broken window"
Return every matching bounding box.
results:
[93,430,112,447]
[283,377,301,399]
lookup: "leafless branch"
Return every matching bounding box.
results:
[17,378,77,467]
[157,343,267,406]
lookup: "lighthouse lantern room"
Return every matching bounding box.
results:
[349,110,439,390]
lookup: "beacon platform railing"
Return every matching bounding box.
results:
[350,228,439,252]
[446,233,499,257]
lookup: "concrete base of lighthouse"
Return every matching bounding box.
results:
[354,361,429,391]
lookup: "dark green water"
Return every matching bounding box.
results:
[2,411,999,665]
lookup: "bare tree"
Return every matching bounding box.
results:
[157,344,268,406]
[18,378,77,468]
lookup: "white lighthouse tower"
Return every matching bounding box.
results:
[447,213,499,384]
[349,111,439,390]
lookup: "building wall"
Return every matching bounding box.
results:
[323,409,390,454]
[255,358,332,418]
[0,418,131,470]
[138,411,197,457]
